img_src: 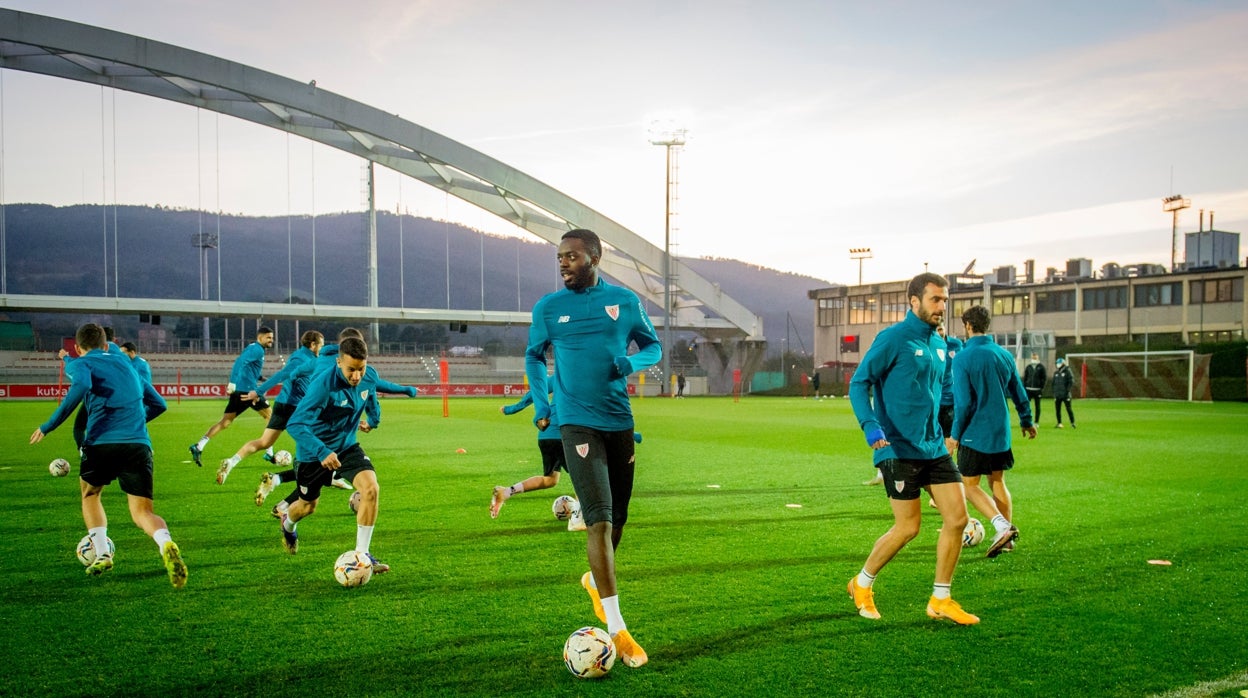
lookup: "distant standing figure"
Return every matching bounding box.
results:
[1022,353,1047,427]
[677,372,686,398]
[1052,358,1076,428]
[811,371,821,399]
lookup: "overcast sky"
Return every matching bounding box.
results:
[2,0,1246,285]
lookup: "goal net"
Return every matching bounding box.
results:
[1063,351,1212,401]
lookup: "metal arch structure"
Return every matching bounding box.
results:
[0,9,763,342]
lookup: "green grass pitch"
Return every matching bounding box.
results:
[2,396,1246,697]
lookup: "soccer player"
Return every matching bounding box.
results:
[119,342,153,385]
[59,326,128,450]
[260,327,417,517]
[216,330,324,486]
[947,305,1036,558]
[280,336,390,573]
[491,382,643,526]
[526,228,661,668]
[936,323,962,439]
[491,382,568,520]
[847,272,979,625]
[188,326,275,467]
[30,322,187,588]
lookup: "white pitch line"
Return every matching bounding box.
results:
[1147,670,1248,698]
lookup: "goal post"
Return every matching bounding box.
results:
[1063,351,1211,402]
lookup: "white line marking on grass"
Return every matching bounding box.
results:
[1148,670,1248,698]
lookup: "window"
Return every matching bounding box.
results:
[1191,277,1243,304]
[992,295,1028,316]
[880,291,907,323]
[950,298,975,321]
[1035,290,1075,313]
[1191,329,1245,344]
[848,294,877,325]
[1134,282,1182,307]
[1083,286,1128,310]
[817,297,843,327]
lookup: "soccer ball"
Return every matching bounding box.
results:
[349,490,362,514]
[274,450,293,466]
[563,626,616,679]
[333,550,373,588]
[76,535,115,566]
[962,518,986,547]
[49,458,71,477]
[552,495,578,521]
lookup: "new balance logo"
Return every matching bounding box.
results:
[557,315,571,323]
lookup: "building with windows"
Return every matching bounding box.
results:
[810,262,1246,370]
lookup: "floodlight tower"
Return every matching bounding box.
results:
[648,120,687,395]
[1162,194,1190,272]
[849,247,873,286]
[192,231,218,351]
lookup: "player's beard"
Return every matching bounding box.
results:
[916,304,942,328]
[563,266,594,291]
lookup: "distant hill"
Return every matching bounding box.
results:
[1,204,832,354]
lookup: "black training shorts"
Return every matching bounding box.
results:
[559,425,635,529]
[80,443,155,499]
[956,444,1014,477]
[224,390,270,415]
[538,438,567,477]
[293,443,373,502]
[881,454,961,501]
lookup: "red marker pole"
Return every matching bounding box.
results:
[440,355,450,418]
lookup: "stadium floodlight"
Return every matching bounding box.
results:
[648,118,688,395]
[1161,195,1190,272]
[849,248,873,286]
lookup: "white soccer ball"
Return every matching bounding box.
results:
[274,450,293,466]
[349,490,362,514]
[962,518,986,547]
[76,535,115,566]
[563,626,616,679]
[49,458,71,477]
[333,550,373,588]
[552,495,578,521]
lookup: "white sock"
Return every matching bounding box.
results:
[857,568,876,589]
[355,524,374,554]
[271,473,283,486]
[509,482,525,497]
[990,514,1011,534]
[265,447,274,456]
[933,583,951,600]
[89,526,109,557]
[602,595,625,635]
[196,437,209,450]
[152,528,173,551]
[282,516,296,533]
[227,455,241,467]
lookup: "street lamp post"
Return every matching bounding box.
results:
[649,122,687,395]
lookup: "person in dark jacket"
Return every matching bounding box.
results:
[1051,357,1077,428]
[1022,353,1047,427]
